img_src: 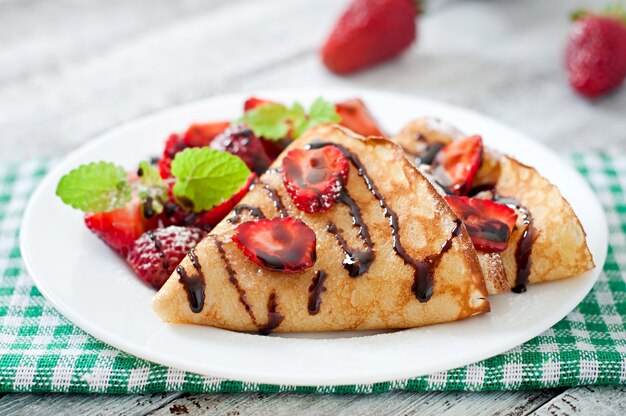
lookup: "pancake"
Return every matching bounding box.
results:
[152,124,490,332]
[392,117,594,293]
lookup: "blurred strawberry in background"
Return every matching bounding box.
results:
[321,0,420,74]
[565,4,626,98]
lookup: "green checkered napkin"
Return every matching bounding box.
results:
[0,154,624,394]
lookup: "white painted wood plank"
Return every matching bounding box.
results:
[234,0,626,153]
[530,386,626,416]
[0,392,183,416]
[0,0,343,161]
[145,389,562,416]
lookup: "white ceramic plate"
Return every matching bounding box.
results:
[20,89,607,386]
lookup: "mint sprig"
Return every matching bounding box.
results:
[240,97,341,141]
[57,149,251,214]
[56,162,131,213]
[171,148,251,212]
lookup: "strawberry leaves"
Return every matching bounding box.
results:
[240,97,341,141]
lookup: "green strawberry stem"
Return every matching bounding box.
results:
[571,2,626,24]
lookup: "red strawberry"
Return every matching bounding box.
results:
[210,125,271,175]
[282,146,349,213]
[335,99,384,137]
[127,226,205,289]
[261,138,291,160]
[161,173,256,230]
[565,7,626,98]
[243,97,275,112]
[183,121,230,147]
[242,97,293,159]
[431,135,483,195]
[158,133,187,179]
[445,196,518,253]
[321,0,418,74]
[84,199,157,257]
[232,218,317,272]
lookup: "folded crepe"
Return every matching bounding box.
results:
[393,117,594,293]
[152,124,490,333]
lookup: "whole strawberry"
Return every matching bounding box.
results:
[127,226,205,289]
[321,0,419,75]
[565,5,626,98]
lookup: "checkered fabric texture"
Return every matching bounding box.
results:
[0,154,624,394]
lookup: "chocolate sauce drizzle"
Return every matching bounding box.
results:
[215,240,257,324]
[411,219,462,302]
[307,270,327,315]
[326,189,375,277]
[308,141,459,302]
[176,248,206,313]
[262,184,288,218]
[259,292,284,335]
[495,197,535,293]
[416,142,445,165]
[228,204,266,224]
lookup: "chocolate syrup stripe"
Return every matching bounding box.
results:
[176,248,205,313]
[262,183,289,218]
[307,270,327,315]
[228,204,266,224]
[259,292,285,335]
[327,189,376,277]
[308,141,462,302]
[214,239,258,325]
[495,197,535,293]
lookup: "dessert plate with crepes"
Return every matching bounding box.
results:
[21,89,607,385]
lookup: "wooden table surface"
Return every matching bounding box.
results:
[1,0,625,414]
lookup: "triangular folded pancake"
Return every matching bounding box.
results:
[152,124,490,332]
[393,117,594,293]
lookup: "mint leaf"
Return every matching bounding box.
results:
[294,97,341,137]
[309,97,341,124]
[242,98,341,140]
[137,161,167,215]
[56,161,131,213]
[240,103,292,140]
[171,148,251,212]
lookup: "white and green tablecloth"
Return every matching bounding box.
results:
[0,154,624,394]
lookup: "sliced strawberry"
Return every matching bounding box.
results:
[210,125,271,175]
[335,99,384,137]
[183,121,230,147]
[431,135,483,195]
[127,226,205,289]
[243,97,275,112]
[232,218,317,272]
[161,173,256,230]
[444,196,518,253]
[282,146,349,213]
[158,133,187,179]
[84,199,157,257]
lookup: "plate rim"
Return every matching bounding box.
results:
[19,87,608,386]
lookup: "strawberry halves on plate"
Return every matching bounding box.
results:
[233,217,317,272]
[335,99,385,137]
[431,135,483,195]
[445,196,518,253]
